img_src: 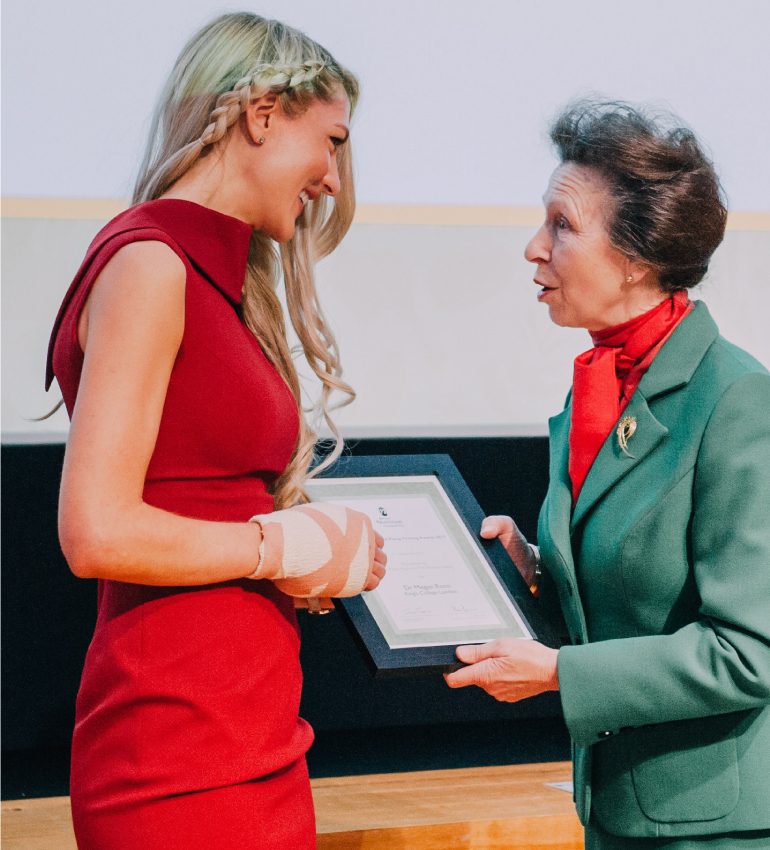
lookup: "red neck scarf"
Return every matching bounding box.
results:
[568,291,692,502]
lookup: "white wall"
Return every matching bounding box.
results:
[2,0,769,440]
[3,0,770,208]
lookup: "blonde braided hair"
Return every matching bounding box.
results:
[196,61,326,148]
[133,13,359,508]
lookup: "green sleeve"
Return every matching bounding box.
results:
[558,372,770,747]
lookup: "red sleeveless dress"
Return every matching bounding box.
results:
[46,199,316,849]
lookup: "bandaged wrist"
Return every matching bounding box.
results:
[247,503,374,598]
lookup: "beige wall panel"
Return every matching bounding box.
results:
[2,218,104,440]
[2,215,768,441]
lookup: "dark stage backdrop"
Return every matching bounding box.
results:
[2,437,570,795]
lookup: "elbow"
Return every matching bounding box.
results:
[59,514,121,579]
[68,561,95,580]
[67,552,99,580]
[60,530,103,579]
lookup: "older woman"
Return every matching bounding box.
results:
[445,101,770,848]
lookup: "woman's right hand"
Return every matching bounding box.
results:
[249,503,386,598]
[480,515,538,588]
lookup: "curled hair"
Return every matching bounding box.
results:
[133,13,360,507]
[550,99,727,292]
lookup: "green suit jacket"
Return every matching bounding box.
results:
[537,301,770,838]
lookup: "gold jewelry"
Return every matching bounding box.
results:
[248,516,265,578]
[256,135,266,145]
[306,598,334,615]
[616,415,637,457]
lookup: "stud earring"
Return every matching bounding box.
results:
[256,136,266,145]
[626,274,633,282]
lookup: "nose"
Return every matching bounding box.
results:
[524,223,550,264]
[323,153,341,197]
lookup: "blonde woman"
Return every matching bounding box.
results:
[45,13,385,849]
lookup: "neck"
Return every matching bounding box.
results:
[160,141,256,227]
[587,288,669,333]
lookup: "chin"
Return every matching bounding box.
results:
[264,223,296,243]
[547,306,570,328]
[547,306,587,330]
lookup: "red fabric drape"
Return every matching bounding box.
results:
[568,291,692,502]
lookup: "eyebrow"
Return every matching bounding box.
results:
[544,190,578,213]
[543,191,584,228]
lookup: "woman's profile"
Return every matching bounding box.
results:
[46,12,385,849]
[447,99,770,849]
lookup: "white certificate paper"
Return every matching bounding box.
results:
[304,476,533,649]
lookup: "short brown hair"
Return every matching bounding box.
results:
[550,99,727,292]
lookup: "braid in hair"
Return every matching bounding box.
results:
[198,90,247,147]
[196,61,326,150]
[132,12,360,508]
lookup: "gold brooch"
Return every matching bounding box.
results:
[616,415,637,458]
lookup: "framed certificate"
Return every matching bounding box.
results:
[304,454,555,676]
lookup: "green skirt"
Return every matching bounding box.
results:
[585,819,770,850]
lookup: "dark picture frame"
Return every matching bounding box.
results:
[306,454,556,677]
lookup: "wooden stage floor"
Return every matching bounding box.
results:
[2,761,583,849]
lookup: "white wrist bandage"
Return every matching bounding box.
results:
[248,502,374,598]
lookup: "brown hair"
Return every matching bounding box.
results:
[550,99,727,292]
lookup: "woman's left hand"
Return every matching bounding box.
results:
[444,639,559,703]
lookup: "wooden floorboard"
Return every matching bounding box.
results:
[2,796,76,850]
[2,762,582,849]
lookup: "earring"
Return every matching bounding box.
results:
[626,274,633,282]
[256,136,266,145]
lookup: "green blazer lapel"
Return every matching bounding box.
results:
[635,299,719,401]
[545,406,575,571]
[569,300,719,532]
[570,395,668,530]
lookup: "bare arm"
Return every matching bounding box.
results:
[58,241,263,585]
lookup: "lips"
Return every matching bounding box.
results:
[296,190,313,219]
[535,279,557,300]
[299,188,321,207]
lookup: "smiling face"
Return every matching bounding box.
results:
[525,163,659,331]
[246,92,351,242]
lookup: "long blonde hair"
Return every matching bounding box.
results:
[134,12,359,508]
